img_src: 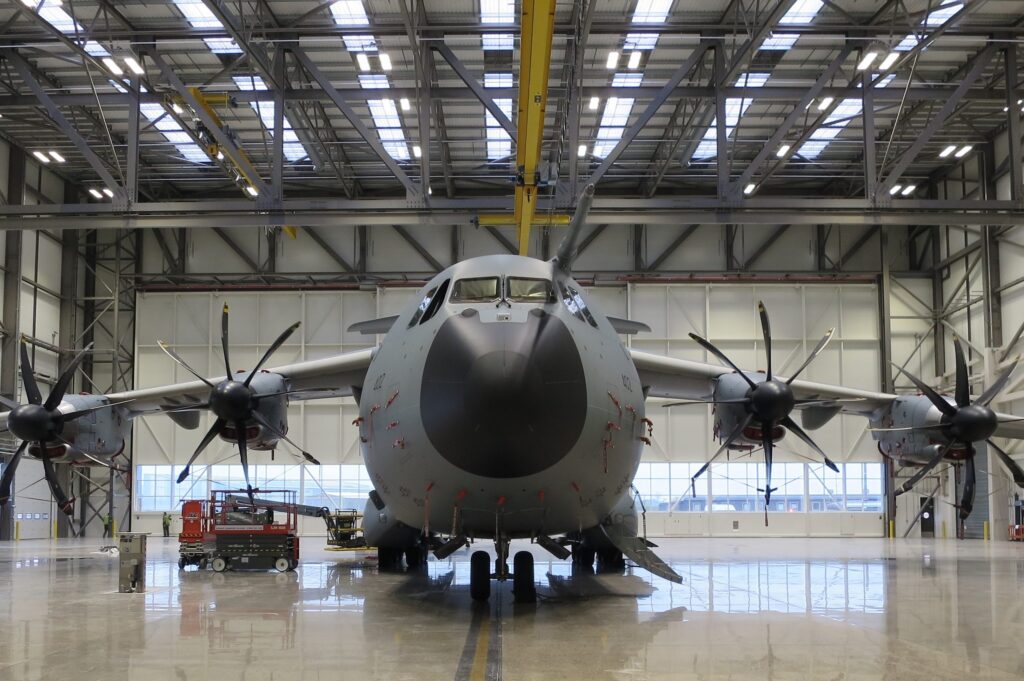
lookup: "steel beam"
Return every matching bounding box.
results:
[730,46,853,196]
[6,50,126,201]
[589,42,712,187]
[147,50,271,198]
[837,226,880,269]
[514,0,557,255]
[646,225,700,271]
[291,48,419,196]
[862,75,878,199]
[485,226,518,254]
[877,45,998,197]
[0,148,24,541]
[742,224,790,269]
[302,227,355,272]
[714,44,728,198]
[1006,45,1023,206]
[393,225,443,271]
[211,228,259,271]
[432,44,516,140]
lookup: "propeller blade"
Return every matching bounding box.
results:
[952,338,970,408]
[959,455,976,520]
[686,414,754,495]
[780,416,839,472]
[987,439,1024,487]
[244,321,301,387]
[158,341,215,388]
[689,333,757,389]
[19,340,42,405]
[762,433,774,506]
[661,398,751,407]
[61,399,134,422]
[895,441,952,495]
[249,410,321,465]
[976,356,1020,407]
[0,395,20,411]
[176,418,224,483]
[891,364,957,418]
[0,441,29,504]
[221,303,232,378]
[786,328,836,385]
[236,422,254,503]
[44,342,94,411]
[41,454,74,515]
[757,301,772,380]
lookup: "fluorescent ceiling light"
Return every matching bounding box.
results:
[817,96,833,111]
[32,151,50,163]
[589,96,600,110]
[889,184,902,195]
[123,56,144,75]
[901,185,916,196]
[399,98,410,111]
[939,144,957,158]
[379,53,392,71]
[955,144,972,158]
[102,57,123,76]
[856,51,878,71]
[216,151,224,160]
[412,145,422,158]
[356,53,371,71]
[48,151,65,163]
[627,51,641,69]
[245,185,259,197]
[878,52,899,70]
[776,144,790,157]
[88,188,102,199]
[577,144,587,156]
[744,183,756,195]
[171,102,184,115]
[606,51,619,69]
[102,188,114,198]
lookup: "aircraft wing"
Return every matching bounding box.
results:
[629,349,894,416]
[104,347,376,416]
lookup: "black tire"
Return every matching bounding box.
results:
[596,548,626,573]
[470,550,491,601]
[178,557,186,570]
[378,547,401,571]
[211,556,228,573]
[512,551,536,604]
[574,544,596,570]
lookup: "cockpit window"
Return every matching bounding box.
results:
[408,284,440,327]
[419,279,449,324]
[559,282,598,328]
[507,277,555,303]
[450,277,500,303]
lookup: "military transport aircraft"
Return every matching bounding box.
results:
[3,183,1024,602]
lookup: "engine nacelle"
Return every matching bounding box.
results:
[38,395,129,464]
[872,395,967,464]
[217,371,290,451]
[712,372,785,449]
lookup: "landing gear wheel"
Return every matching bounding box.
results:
[513,551,536,604]
[572,544,595,571]
[377,547,402,571]
[596,548,626,573]
[275,557,290,572]
[211,557,228,573]
[470,550,491,601]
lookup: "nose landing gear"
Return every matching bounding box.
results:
[469,536,537,604]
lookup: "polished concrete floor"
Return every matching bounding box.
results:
[2,537,1024,680]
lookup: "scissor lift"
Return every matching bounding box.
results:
[178,489,300,572]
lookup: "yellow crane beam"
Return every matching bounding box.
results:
[514,0,556,256]
[477,213,570,227]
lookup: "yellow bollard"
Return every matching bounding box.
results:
[112,519,118,536]
[942,521,947,539]
[889,519,895,539]
[52,520,58,539]
[14,521,20,541]
[984,521,990,541]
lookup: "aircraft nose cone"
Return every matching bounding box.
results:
[421,311,587,478]
[950,404,997,443]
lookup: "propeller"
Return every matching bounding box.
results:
[159,304,318,504]
[0,339,103,514]
[675,302,837,511]
[887,338,1022,520]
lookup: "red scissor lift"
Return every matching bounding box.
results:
[179,489,300,572]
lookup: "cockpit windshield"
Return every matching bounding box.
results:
[507,277,555,302]
[450,277,500,303]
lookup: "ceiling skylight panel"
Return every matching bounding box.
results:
[592,96,635,158]
[484,73,513,88]
[233,76,308,162]
[896,2,962,50]
[359,74,391,89]
[172,1,241,53]
[481,0,515,24]
[612,73,643,88]
[760,34,799,50]
[780,0,823,24]
[483,34,514,51]
[624,34,659,50]
[692,73,768,159]
[344,35,377,52]
[483,73,513,159]
[139,102,209,163]
[632,0,672,23]
[38,3,109,56]
[331,1,370,26]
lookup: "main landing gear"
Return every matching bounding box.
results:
[469,536,536,604]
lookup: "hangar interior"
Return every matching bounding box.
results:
[2,0,1024,677]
